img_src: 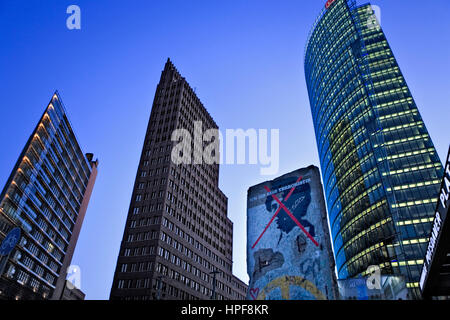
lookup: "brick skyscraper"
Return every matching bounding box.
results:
[110,59,247,300]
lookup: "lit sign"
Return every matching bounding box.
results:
[325,0,337,9]
[420,147,450,291]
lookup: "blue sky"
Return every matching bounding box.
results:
[0,0,449,299]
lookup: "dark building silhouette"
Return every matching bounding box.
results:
[60,280,86,300]
[0,92,98,300]
[110,59,247,300]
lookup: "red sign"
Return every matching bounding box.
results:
[325,0,337,9]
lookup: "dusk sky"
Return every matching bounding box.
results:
[0,0,449,299]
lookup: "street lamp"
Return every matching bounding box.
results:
[209,269,220,300]
[156,275,165,300]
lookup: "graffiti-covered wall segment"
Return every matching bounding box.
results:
[247,165,338,300]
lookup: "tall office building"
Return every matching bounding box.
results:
[110,59,247,300]
[0,92,98,300]
[304,0,443,298]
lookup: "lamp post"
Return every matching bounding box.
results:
[156,275,165,300]
[209,269,220,300]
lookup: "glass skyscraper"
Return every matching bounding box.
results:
[304,0,443,298]
[0,92,98,300]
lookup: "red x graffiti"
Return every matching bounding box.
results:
[251,176,319,249]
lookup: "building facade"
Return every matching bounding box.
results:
[247,166,338,300]
[60,280,86,300]
[420,146,450,299]
[231,275,248,300]
[304,0,443,298]
[0,92,98,300]
[110,59,247,300]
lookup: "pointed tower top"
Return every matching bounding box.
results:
[163,57,181,77]
[165,57,175,68]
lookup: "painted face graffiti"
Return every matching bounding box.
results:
[264,176,316,243]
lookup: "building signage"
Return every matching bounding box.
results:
[325,0,337,9]
[420,147,450,291]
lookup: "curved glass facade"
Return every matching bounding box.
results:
[305,0,443,298]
